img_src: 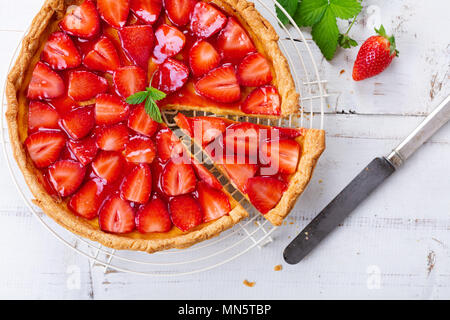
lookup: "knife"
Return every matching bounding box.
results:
[284,95,450,264]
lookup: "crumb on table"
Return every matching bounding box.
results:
[274,265,282,271]
[243,280,255,287]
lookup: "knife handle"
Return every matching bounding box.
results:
[283,157,395,264]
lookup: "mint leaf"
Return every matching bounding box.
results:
[126,91,149,105]
[294,0,328,27]
[147,87,167,101]
[329,0,362,20]
[145,98,163,123]
[276,0,298,25]
[311,7,339,60]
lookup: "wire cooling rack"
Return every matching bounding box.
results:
[1,0,328,276]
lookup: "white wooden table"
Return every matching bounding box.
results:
[0,0,449,300]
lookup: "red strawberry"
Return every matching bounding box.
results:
[130,0,162,25]
[217,17,256,63]
[169,194,203,231]
[174,112,193,136]
[353,25,399,81]
[27,62,65,100]
[127,105,159,137]
[221,161,257,193]
[120,164,152,203]
[49,94,78,116]
[161,160,196,196]
[59,0,100,39]
[69,179,104,219]
[195,65,240,103]
[95,94,130,125]
[197,181,231,222]
[164,0,196,26]
[260,139,300,175]
[189,40,220,77]
[67,71,108,102]
[83,36,121,73]
[59,107,95,140]
[155,127,183,162]
[25,131,66,168]
[97,0,130,28]
[119,25,154,69]
[136,196,172,233]
[150,159,165,196]
[41,32,81,70]
[266,127,304,141]
[246,176,287,214]
[67,136,98,166]
[28,101,60,133]
[48,160,86,197]
[92,151,124,183]
[190,2,227,39]
[153,24,186,63]
[113,66,147,99]
[237,53,272,87]
[241,85,280,116]
[191,116,226,145]
[99,196,136,233]
[152,58,189,93]
[223,122,259,159]
[97,123,129,151]
[192,159,222,190]
[123,136,156,163]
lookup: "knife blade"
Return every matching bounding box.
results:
[284,95,450,264]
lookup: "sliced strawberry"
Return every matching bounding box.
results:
[69,179,104,219]
[127,105,159,137]
[192,160,222,190]
[119,25,154,69]
[25,131,66,168]
[150,159,166,196]
[48,160,86,197]
[223,122,259,159]
[266,127,304,141]
[152,58,189,93]
[191,116,226,145]
[241,85,280,116]
[161,160,196,196]
[155,127,183,162]
[169,194,203,231]
[97,123,129,151]
[67,71,108,102]
[173,112,193,136]
[261,139,300,175]
[59,106,95,140]
[221,161,257,193]
[95,94,130,125]
[67,136,98,166]
[113,66,147,99]
[246,176,287,214]
[130,0,162,24]
[217,17,256,63]
[27,62,65,100]
[92,151,124,183]
[153,24,186,63]
[99,196,135,233]
[197,181,231,222]
[28,101,60,133]
[190,2,226,39]
[237,53,272,87]
[123,136,156,163]
[189,40,220,77]
[97,0,130,28]
[136,196,172,233]
[83,36,121,73]
[164,0,196,26]
[120,164,152,203]
[48,94,78,116]
[41,32,81,70]
[59,0,100,39]
[195,65,240,103]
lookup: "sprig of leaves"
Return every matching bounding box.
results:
[276,0,362,60]
[126,87,167,123]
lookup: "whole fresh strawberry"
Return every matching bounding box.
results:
[352,25,399,81]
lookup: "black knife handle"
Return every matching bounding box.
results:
[283,157,395,264]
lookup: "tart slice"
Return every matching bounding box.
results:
[174,113,325,225]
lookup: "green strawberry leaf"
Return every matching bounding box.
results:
[276,0,299,25]
[338,33,358,48]
[294,0,328,27]
[329,0,362,20]
[311,7,340,60]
